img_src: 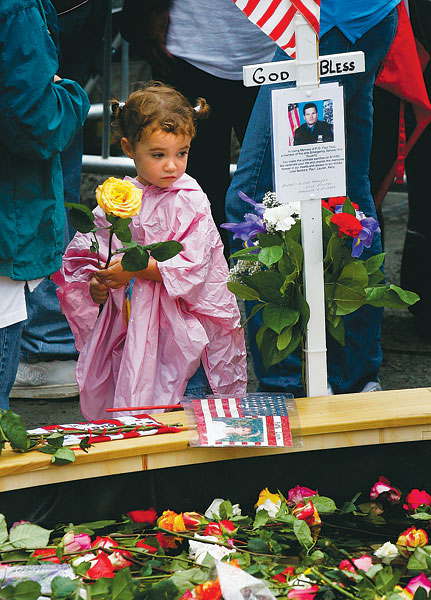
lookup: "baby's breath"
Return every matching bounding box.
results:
[227,260,263,283]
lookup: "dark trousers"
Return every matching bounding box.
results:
[153,58,259,250]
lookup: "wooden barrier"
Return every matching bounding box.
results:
[1,387,431,494]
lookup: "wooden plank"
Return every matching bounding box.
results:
[1,388,431,492]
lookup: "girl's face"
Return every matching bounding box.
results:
[121,128,191,188]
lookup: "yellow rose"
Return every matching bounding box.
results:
[96,177,142,218]
[255,487,281,508]
[158,510,186,532]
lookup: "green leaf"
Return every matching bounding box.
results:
[277,327,292,351]
[338,261,369,290]
[65,202,95,234]
[244,271,287,303]
[340,492,362,514]
[257,233,283,247]
[326,317,345,346]
[79,436,92,453]
[263,304,299,334]
[133,578,179,600]
[1,411,30,451]
[73,519,117,530]
[411,512,431,521]
[121,247,149,272]
[50,447,76,465]
[294,287,310,333]
[45,433,65,449]
[375,566,400,594]
[86,577,112,600]
[293,519,313,549]
[218,500,233,520]
[227,282,260,301]
[50,576,79,599]
[255,324,267,350]
[229,247,261,260]
[261,325,301,370]
[308,496,337,514]
[253,510,269,529]
[0,581,41,600]
[365,285,420,308]
[258,246,283,268]
[368,270,385,286]
[285,238,303,272]
[0,515,8,544]
[342,197,356,216]
[5,522,51,550]
[113,220,132,243]
[327,282,365,315]
[111,568,136,600]
[364,253,385,274]
[247,538,270,553]
[150,241,183,262]
[407,547,430,572]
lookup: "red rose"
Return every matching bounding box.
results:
[155,532,177,550]
[85,552,115,579]
[195,579,222,600]
[91,536,119,550]
[32,548,62,564]
[403,489,431,511]
[331,213,363,238]
[292,501,321,526]
[287,584,319,599]
[127,508,157,524]
[272,566,295,583]
[108,549,133,571]
[204,520,236,537]
[182,511,203,529]
[136,539,158,553]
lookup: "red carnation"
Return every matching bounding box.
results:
[331,212,363,238]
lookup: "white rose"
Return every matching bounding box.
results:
[263,203,300,232]
[204,498,242,519]
[255,498,280,518]
[374,541,399,564]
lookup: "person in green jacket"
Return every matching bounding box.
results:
[0,0,90,409]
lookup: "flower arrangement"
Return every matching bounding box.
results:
[222,193,419,370]
[3,477,431,599]
[66,177,182,273]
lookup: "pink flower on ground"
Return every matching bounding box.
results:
[287,584,319,599]
[287,485,318,506]
[63,532,92,554]
[370,476,401,504]
[403,489,431,512]
[406,573,431,596]
[339,555,373,574]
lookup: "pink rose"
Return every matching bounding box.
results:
[406,573,431,596]
[403,489,431,512]
[340,555,373,574]
[370,476,401,504]
[63,532,92,554]
[287,584,319,599]
[287,485,318,506]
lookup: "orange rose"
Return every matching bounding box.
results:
[158,510,186,532]
[397,526,428,556]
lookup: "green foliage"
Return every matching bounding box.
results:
[228,197,419,371]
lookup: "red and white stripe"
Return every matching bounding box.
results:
[233,0,320,56]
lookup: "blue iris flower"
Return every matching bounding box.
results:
[221,192,267,242]
[352,217,381,258]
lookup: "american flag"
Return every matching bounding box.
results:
[190,395,293,447]
[233,0,320,56]
[288,103,300,145]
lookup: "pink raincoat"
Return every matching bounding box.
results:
[53,174,247,419]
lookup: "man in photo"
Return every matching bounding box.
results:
[211,417,264,443]
[293,102,334,145]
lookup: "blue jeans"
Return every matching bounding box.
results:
[225,10,398,395]
[0,320,25,409]
[184,363,213,397]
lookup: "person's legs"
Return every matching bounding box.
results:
[0,321,24,409]
[225,9,397,395]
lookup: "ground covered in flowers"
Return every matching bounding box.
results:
[1,476,431,599]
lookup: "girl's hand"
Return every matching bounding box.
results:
[95,256,134,289]
[89,276,109,304]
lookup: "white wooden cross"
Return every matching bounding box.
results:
[242,15,365,397]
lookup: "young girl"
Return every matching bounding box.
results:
[54,82,247,420]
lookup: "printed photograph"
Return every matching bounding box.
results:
[287,99,334,146]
